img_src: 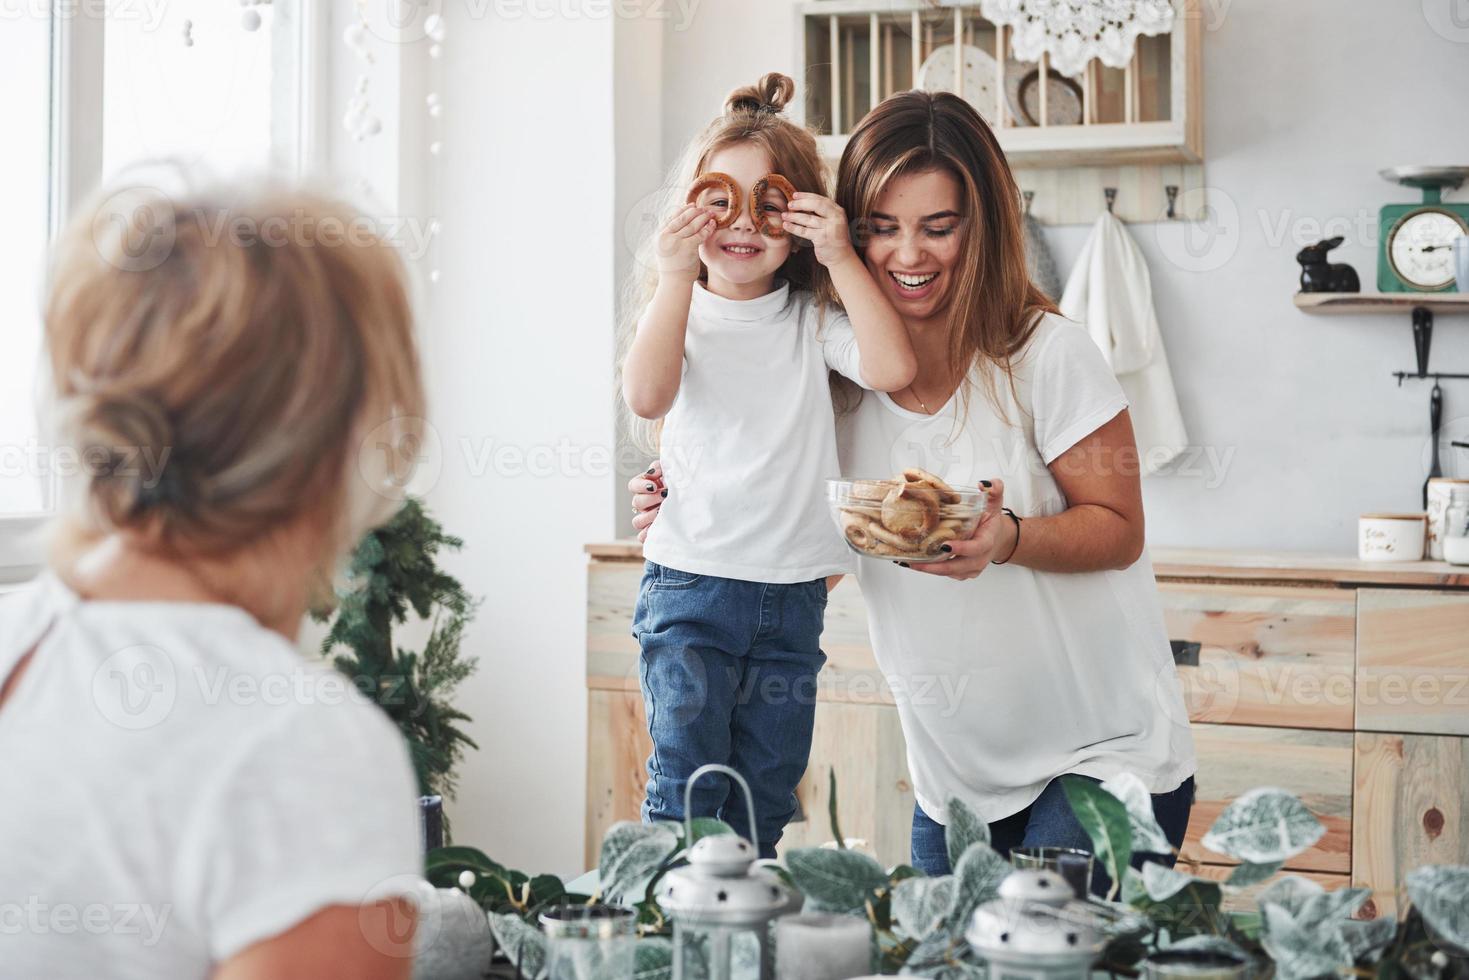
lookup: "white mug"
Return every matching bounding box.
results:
[1358,513,1426,562]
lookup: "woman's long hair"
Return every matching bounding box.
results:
[826,89,1057,418]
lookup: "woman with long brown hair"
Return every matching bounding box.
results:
[633,89,1196,887]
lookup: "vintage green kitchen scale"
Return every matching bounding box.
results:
[1378,165,1469,292]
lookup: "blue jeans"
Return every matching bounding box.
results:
[910,775,1196,894]
[632,562,828,859]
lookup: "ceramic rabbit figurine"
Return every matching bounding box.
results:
[1297,236,1360,293]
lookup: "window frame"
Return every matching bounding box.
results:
[0,4,329,585]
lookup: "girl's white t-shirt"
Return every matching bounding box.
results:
[643,280,868,584]
[835,312,1196,824]
[0,571,423,979]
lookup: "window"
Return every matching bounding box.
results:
[0,11,53,517]
[0,3,314,575]
[103,1,282,179]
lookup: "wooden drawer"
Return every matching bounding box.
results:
[1352,732,1469,919]
[1356,589,1469,736]
[1182,723,1353,873]
[1158,583,1357,729]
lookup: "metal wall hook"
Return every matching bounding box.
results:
[1104,187,1117,214]
[1164,185,1179,220]
[1022,189,1034,216]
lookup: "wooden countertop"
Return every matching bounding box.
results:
[585,541,1469,589]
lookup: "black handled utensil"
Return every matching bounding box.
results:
[1424,382,1443,508]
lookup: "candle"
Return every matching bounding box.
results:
[774,913,873,980]
[419,795,444,853]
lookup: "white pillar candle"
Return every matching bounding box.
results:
[774,914,873,980]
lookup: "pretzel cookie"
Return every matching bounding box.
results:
[686,172,740,228]
[750,174,797,238]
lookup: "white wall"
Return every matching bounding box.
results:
[419,5,616,875]
[657,0,1469,552]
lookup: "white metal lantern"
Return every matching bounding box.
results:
[656,765,795,980]
[966,869,1107,980]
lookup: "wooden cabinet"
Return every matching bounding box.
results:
[1183,723,1353,874]
[585,545,1469,906]
[1353,732,1468,918]
[1356,589,1469,736]
[1159,583,1357,730]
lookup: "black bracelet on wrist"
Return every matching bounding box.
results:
[992,507,1021,565]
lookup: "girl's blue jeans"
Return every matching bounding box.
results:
[632,562,829,859]
[910,774,1197,894]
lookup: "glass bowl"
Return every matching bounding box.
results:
[827,477,986,562]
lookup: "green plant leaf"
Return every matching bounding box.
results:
[633,937,674,980]
[1060,776,1132,898]
[785,847,887,914]
[900,929,958,972]
[889,864,925,885]
[1101,772,1174,855]
[424,845,507,883]
[828,768,846,849]
[1340,917,1397,962]
[1293,887,1369,931]
[944,797,990,870]
[946,842,1011,932]
[1166,934,1252,960]
[489,911,547,980]
[1257,874,1326,921]
[1406,865,1469,952]
[1225,860,1284,888]
[1202,787,1324,864]
[598,822,679,905]
[1142,861,1208,902]
[527,873,566,909]
[686,818,735,846]
[892,875,956,941]
[1259,902,1352,980]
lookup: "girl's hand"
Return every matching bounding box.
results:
[906,480,1015,581]
[779,193,857,268]
[656,205,715,281]
[629,460,666,543]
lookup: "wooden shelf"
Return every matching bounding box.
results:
[1293,292,1469,315]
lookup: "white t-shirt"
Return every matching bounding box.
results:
[0,571,423,979]
[835,313,1196,824]
[643,280,869,583]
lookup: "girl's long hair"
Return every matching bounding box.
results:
[616,72,830,452]
[825,89,1057,419]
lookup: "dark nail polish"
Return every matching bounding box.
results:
[980,480,993,488]
[897,561,910,568]
[646,467,656,475]
[940,544,952,553]
[660,489,668,498]
[646,483,656,491]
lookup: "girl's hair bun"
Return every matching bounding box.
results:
[725,72,796,116]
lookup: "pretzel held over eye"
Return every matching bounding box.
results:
[751,174,797,238]
[686,172,740,229]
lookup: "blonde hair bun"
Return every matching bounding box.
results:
[725,72,795,116]
[66,390,185,527]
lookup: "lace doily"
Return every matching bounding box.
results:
[978,0,1176,77]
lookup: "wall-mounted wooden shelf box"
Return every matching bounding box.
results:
[794,0,1203,168]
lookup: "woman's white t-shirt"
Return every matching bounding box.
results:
[0,571,423,979]
[834,312,1196,824]
[643,279,869,584]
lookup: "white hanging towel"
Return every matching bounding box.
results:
[1058,212,1188,474]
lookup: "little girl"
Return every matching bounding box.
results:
[620,72,916,856]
